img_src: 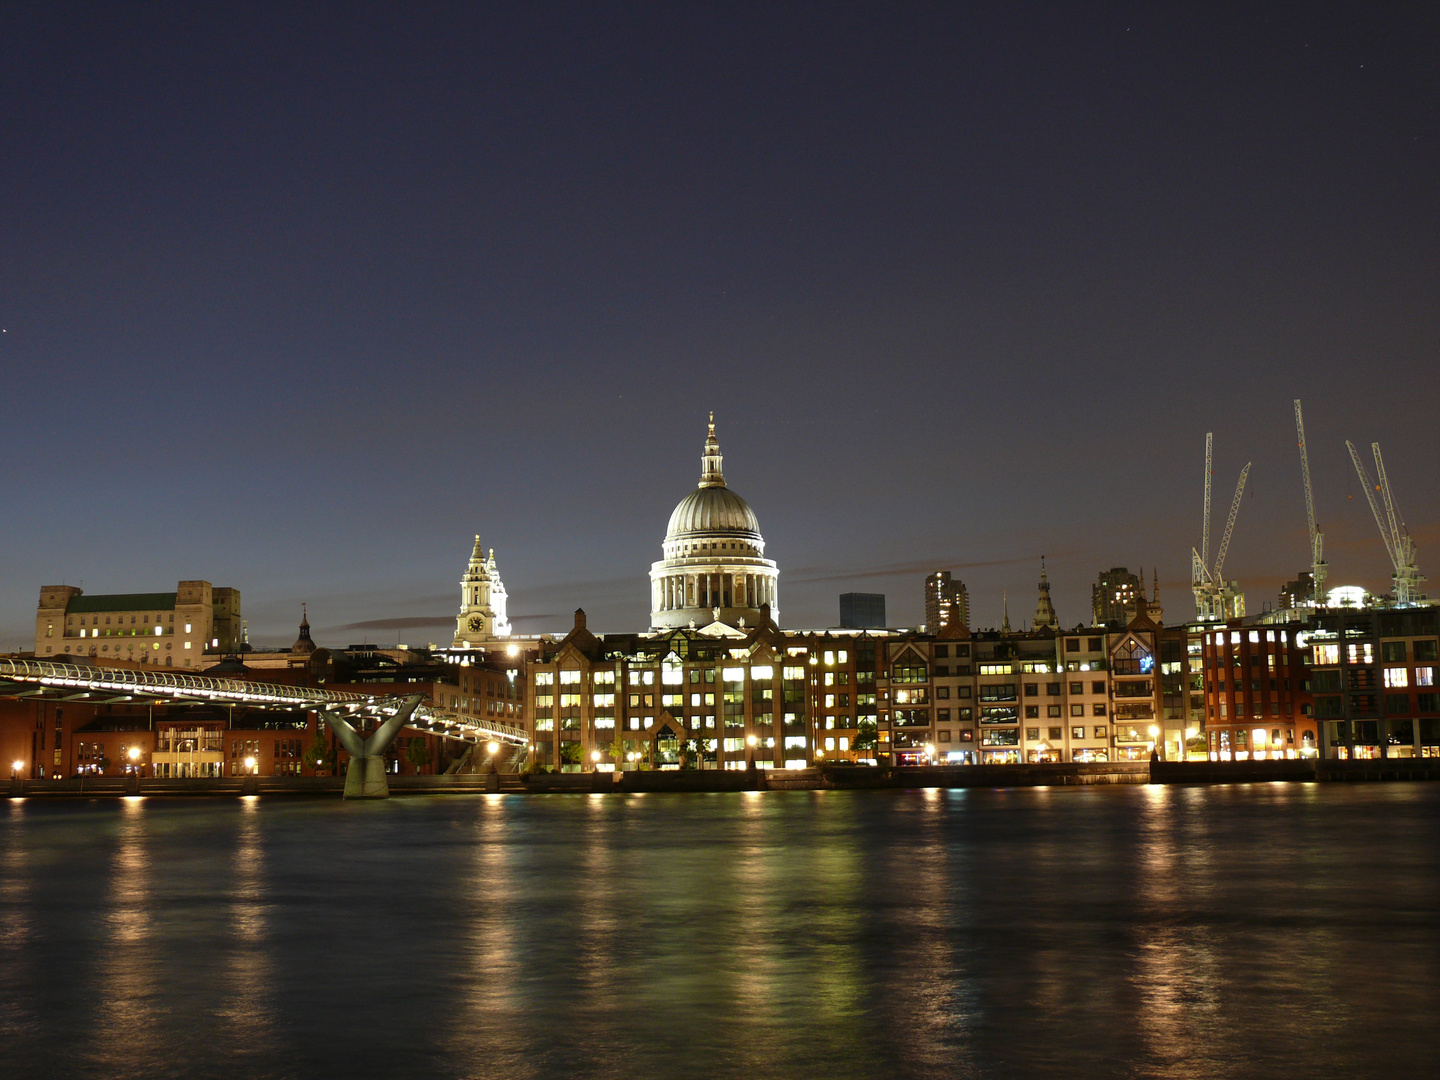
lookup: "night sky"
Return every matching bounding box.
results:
[2,3,1437,649]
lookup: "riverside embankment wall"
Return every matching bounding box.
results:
[9,758,1440,798]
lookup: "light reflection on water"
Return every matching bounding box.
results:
[1,785,1438,1080]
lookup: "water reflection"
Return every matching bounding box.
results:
[218,797,275,1057]
[89,797,162,1074]
[2,786,1439,1080]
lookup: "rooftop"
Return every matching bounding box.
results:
[66,593,178,614]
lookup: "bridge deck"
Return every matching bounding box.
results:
[0,657,528,746]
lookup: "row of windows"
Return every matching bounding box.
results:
[69,613,177,626]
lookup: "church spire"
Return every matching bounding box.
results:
[1002,590,1011,633]
[1033,557,1059,630]
[292,603,316,655]
[700,411,725,487]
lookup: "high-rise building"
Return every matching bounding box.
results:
[1092,567,1141,626]
[1278,571,1315,610]
[840,593,886,629]
[925,571,969,632]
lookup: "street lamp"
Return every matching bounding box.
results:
[11,760,22,779]
[1148,724,1161,762]
[924,742,935,763]
[243,755,256,775]
[591,749,602,771]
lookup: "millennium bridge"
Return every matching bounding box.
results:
[0,657,528,798]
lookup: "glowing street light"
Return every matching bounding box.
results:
[243,755,257,774]
[11,760,22,779]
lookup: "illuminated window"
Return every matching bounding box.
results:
[1418,667,1434,687]
[1384,668,1409,688]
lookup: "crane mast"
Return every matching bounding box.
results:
[1293,400,1327,603]
[1346,439,1425,606]
[1201,432,1212,571]
[1192,431,1250,622]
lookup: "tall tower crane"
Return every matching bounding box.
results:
[1293,400,1327,604]
[1191,433,1213,616]
[1191,431,1252,621]
[1346,440,1425,605]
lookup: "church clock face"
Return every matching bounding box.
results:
[468,615,483,632]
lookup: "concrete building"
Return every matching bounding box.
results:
[34,581,241,667]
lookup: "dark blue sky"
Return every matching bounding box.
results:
[2,2,1437,647]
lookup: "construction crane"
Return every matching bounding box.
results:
[1346,440,1425,605]
[1191,432,1252,621]
[1191,433,1213,617]
[1293,400,1327,604]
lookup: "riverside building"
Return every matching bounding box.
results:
[34,581,242,667]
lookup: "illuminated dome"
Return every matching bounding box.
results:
[666,485,761,540]
[650,415,779,630]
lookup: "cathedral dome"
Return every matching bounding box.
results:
[666,485,761,540]
[650,415,780,631]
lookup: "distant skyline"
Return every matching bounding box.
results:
[3,3,1437,647]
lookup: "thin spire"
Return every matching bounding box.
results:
[1034,557,1058,630]
[700,412,725,487]
[1002,590,1011,633]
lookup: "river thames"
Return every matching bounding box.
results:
[1,784,1437,1079]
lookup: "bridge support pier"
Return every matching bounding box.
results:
[323,695,423,800]
[344,755,392,799]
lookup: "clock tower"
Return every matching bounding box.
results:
[452,535,511,647]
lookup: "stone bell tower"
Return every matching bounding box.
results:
[452,535,511,646]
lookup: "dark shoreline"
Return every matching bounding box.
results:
[7,758,1440,798]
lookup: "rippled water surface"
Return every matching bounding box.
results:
[2,785,1438,1079]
